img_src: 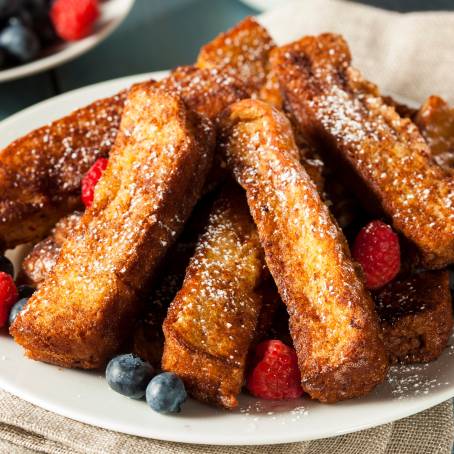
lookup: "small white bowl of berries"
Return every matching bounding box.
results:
[0,0,134,83]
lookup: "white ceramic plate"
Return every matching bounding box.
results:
[0,70,453,446]
[0,0,135,83]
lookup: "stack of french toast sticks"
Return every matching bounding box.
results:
[2,18,453,408]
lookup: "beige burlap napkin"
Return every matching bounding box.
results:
[2,0,454,452]
[260,0,454,105]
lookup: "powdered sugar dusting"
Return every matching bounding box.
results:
[197,17,274,97]
[275,34,454,266]
[387,349,453,400]
[12,84,214,368]
[221,99,387,401]
[169,186,265,367]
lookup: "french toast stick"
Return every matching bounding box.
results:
[162,66,247,121]
[197,17,275,98]
[374,271,453,364]
[0,91,126,249]
[263,270,453,366]
[10,84,215,369]
[0,19,263,249]
[162,184,279,408]
[271,34,454,269]
[415,96,454,174]
[20,211,82,287]
[132,241,196,368]
[219,99,388,403]
[132,191,217,367]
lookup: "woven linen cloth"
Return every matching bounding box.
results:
[1,0,454,452]
[260,0,454,105]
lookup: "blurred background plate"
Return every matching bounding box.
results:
[0,0,135,83]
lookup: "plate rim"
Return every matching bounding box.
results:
[0,71,453,446]
[2,371,454,446]
[0,0,135,83]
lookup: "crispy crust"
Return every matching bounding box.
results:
[131,192,217,367]
[219,99,388,403]
[10,84,215,369]
[0,67,247,250]
[20,211,82,287]
[374,271,453,365]
[0,18,263,251]
[162,184,276,408]
[132,241,196,368]
[262,270,453,366]
[0,91,126,249]
[415,95,454,174]
[197,17,275,97]
[271,34,454,269]
[162,66,248,121]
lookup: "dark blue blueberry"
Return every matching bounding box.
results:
[146,372,187,414]
[0,256,14,277]
[17,285,35,299]
[0,19,40,62]
[106,354,154,399]
[8,297,28,326]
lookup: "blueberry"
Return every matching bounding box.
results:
[106,354,154,399]
[17,285,35,299]
[0,256,14,277]
[8,297,28,326]
[146,372,187,414]
[0,19,40,62]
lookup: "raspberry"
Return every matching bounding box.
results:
[0,272,18,328]
[352,220,400,289]
[81,158,108,208]
[246,340,303,400]
[50,0,99,41]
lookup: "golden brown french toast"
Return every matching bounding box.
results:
[10,83,215,369]
[0,18,263,251]
[20,211,82,287]
[132,241,196,368]
[162,66,248,121]
[270,34,454,269]
[162,184,278,408]
[374,271,453,364]
[0,91,126,250]
[132,191,217,367]
[219,99,388,403]
[263,269,453,366]
[382,96,417,120]
[415,96,454,174]
[197,17,275,97]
